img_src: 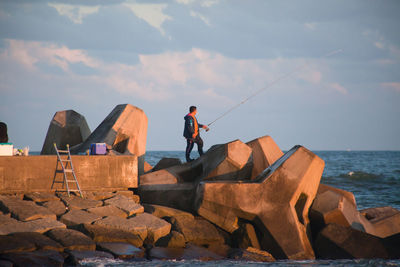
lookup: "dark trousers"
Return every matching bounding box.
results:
[185,135,204,162]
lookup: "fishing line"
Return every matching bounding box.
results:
[205,49,343,128]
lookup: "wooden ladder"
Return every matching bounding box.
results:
[51,143,83,197]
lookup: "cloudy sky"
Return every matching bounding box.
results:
[1,0,399,151]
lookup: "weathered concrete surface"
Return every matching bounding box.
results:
[140,140,253,185]
[361,207,400,238]
[155,230,186,248]
[0,250,64,267]
[97,242,145,259]
[309,190,375,235]
[87,205,128,218]
[70,104,148,175]
[60,195,103,210]
[152,158,182,172]
[41,109,91,155]
[128,212,171,244]
[84,191,116,201]
[229,247,275,262]
[104,195,144,216]
[315,223,388,259]
[317,184,356,206]
[143,204,194,220]
[144,161,153,173]
[24,192,59,202]
[0,218,66,235]
[0,195,56,221]
[65,250,113,265]
[39,200,67,216]
[246,135,283,180]
[8,232,63,252]
[46,228,96,251]
[0,213,18,225]
[93,216,147,241]
[0,155,138,193]
[195,145,325,260]
[60,209,102,227]
[79,223,143,247]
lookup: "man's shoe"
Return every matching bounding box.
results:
[186,158,194,163]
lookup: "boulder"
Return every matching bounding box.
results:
[0,195,56,221]
[93,216,147,241]
[0,235,36,254]
[60,209,102,227]
[309,190,375,236]
[0,250,64,267]
[246,135,283,179]
[155,230,186,248]
[152,158,182,172]
[114,191,140,203]
[39,200,67,216]
[361,207,400,238]
[317,184,356,206]
[65,250,113,265]
[128,213,171,244]
[0,218,66,235]
[24,192,59,202]
[195,145,325,260]
[70,104,148,175]
[143,204,194,220]
[87,205,127,218]
[140,139,253,186]
[148,244,224,261]
[96,242,145,259]
[46,228,96,251]
[104,195,144,216]
[59,195,103,210]
[83,191,116,201]
[41,109,91,155]
[8,232,63,252]
[229,247,275,262]
[315,223,388,259]
[78,223,143,247]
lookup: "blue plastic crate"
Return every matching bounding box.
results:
[90,143,107,155]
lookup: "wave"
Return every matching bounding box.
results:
[339,171,380,180]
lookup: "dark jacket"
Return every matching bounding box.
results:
[183,114,203,139]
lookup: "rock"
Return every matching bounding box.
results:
[39,200,67,216]
[60,209,102,227]
[155,230,186,248]
[360,207,400,238]
[229,247,275,262]
[104,195,144,216]
[114,190,140,203]
[309,190,375,236]
[0,195,56,221]
[246,135,283,179]
[59,195,102,210]
[140,139,253,185]
[139,183,198,213]
[171,216,224,246]
[93,216,147,241]
[87,205,127,218]
[46,228,96,251]
[152,158,182,172]
[128,213,171,244]
[83,191,116,201]
[143,204,194,220]
[317,184,356,206]
[65,250,113,265]
[41,109,91,155]
[148,244,224,261]
[78,223,143,247]
[144,161,153,173]
[0,218,66,235]
[315,223,388,259]
[0,235,36,253]
[195,145,325,260]
[70,104,148,175]
[8,232,63,252]
[0,250,64,267]
[96,242,145,259]
[24,192,59,202]
[231,222,261,249]
[0,213,17,225]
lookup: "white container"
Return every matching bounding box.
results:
[0,143,13,156]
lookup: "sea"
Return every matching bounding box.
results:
[35,150,400,266]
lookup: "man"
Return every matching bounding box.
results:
[183,106,209,162]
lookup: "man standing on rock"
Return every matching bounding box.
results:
[183,106,209,162]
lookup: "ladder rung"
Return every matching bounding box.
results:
[57,150,69,153]
[60,159,71,162]
[52,181,64,183]
[64,169,73,173]
[66,180,77,182]
[68,189,80,192]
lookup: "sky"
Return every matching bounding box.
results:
[0,0,399,151]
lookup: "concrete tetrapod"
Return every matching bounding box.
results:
[70,104,148,175]
[41,110,91,155]
[195,145,325,260]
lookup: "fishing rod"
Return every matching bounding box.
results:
[205,49,343,128]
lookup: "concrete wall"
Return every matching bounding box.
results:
[0,155,138,193]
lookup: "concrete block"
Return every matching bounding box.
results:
[0,195,56,221]
[87,205,127,218]
[60,209,102,227]
[93,216,147,241]
[155,230,186,248]
[70,104,148,175]
[59,195,103,210]
[39,200,67,216]
[152,158,182,172]
[246,135,283,179]
[144,161,153,173]
[143,204,194,220]
[0,218,66,235]
[46,228,96,251]
[317,184,356,206]
[0,251,64,267]
[97,242,145,259]
[41,110,91,155]
[361,207,400,238]
[229,247,275,262]
[128,212,171,244]
[231,222,261,249]
[0,235,36,254]
[24,192,59,202]
[8,232,63,252]
[0,213,18,225]
[104,195,144,216]
[195,145,325,260]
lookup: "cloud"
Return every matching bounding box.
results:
[190,10,211,26]
[175,0,219,7]
[329,83,348,95]
[381,82,400,93]
[48,3,100,24]
[123,3,172,35]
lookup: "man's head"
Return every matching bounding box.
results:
[189,106,197,115]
